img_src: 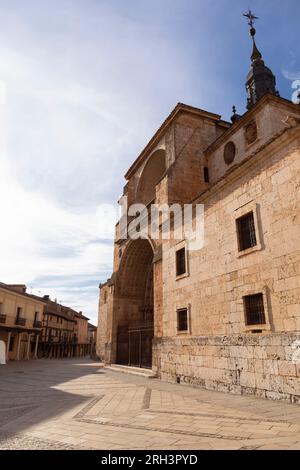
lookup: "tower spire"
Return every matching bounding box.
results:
[243,10,278,109]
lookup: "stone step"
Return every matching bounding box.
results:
[105,364,157,379]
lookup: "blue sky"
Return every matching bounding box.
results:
[0,0,299,324]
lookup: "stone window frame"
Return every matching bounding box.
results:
[242,286,271,333]
[244,119,259,148]
[176,303,191,335]
[234,202,262,258]
[175,240,189,281]
[224,141,237,166]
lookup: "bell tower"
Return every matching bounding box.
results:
[244,10,278,110]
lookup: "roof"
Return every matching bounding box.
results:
[88,323,97,330]
[44,299,89,321]
[192,120,300,206]
[205,93,300,155]
[73,310,90,321]
[0,282,47,305]
[125,102,230,180]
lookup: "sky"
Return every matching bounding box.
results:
[0,0,299,325]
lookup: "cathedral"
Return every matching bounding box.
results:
[97,13,300,402]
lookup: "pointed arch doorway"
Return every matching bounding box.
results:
[115,239,154,368]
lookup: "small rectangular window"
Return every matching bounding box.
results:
[236,211,257,251]
[243,293,266,325]
[176,248,186,276]
[16,307,22,320]
[177,308,188,332]
[204,167,209,183]
[103,291,107,304]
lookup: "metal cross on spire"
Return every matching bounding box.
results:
[243,9,259,28]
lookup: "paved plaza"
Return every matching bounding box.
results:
[0,359,300,450]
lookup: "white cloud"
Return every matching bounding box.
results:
[0,114,115,323]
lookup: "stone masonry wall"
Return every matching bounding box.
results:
[158,126,300,402]
[154,332,300,403]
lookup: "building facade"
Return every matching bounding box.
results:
[38,296,91,359]
[97,21,300,401]
[0,283,46,362]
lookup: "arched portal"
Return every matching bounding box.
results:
[115,239,154,368]
[136,149,166,205]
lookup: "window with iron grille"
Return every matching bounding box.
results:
[243,293,266,325]
[176,248,186,276]
[236,211,257,251]
[177,308,188,332]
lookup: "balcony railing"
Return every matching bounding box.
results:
[15,317,26,326]
[33,320,42,329]
[0,314,6,324]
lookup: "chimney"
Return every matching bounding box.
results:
[7,284,27,294]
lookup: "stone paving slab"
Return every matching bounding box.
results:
[0,359,300,450]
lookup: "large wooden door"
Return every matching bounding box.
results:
[116,325,129,365]
[116,323,153,368]
[128,323,153,369]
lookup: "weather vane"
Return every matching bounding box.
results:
[243,9,259,28]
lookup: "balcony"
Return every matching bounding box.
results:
[33,320,42,329]
[15,317,26,326]
[0,314,6,324]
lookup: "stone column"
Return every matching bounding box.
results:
[34,335,39,359]
[16,334,21,361]
[26,334,32,360]
[6,332,11,362]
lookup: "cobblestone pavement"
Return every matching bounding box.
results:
[1,359,300,450]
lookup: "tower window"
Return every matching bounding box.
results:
[236,211,257,251]
[177,308,188,332]
[243,293,266,325]
[204,167,209,183]
[176,248,186,276]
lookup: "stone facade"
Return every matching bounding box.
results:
[97,93,300,402]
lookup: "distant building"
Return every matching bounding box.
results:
[88,323,97,357]
[0,283,46,362]
[38,296,91,359]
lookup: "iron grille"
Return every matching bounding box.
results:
[237,211,257,251]
[0,314,6,324]
[176,248,186,276]
[15,317,26,326]
[244,293,266,325]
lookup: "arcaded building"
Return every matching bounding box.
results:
[97,18,300,401]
